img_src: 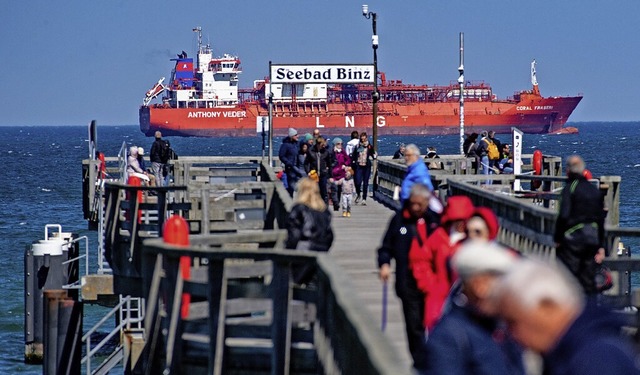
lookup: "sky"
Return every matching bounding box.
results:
[1,0,639,126]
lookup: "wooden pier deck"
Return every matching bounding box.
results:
[328,198,413,370]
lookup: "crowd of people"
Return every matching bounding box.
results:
[463,130,514,175]
[280,132,638,374]
[279,128,378,215]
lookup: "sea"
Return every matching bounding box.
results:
[1,122,639,373]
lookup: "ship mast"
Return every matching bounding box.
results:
[458,32,465,155]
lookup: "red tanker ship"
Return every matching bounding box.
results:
[140,28,582,137]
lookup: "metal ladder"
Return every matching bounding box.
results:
[82,295,145,375]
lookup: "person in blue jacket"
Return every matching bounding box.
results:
[495,259,640,375]
[400,144,434,205]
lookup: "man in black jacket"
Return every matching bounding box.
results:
[305,137,333,203]
[554,155,606,295]
[150,131,166,186]
[377,183,440,372]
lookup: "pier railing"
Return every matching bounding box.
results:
[140,235,409,375]
[374,156,640,312]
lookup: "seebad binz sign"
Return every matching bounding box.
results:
[270,64,375,84]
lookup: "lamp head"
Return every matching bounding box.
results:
[362,4,369,16]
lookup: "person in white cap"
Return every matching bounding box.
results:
[279,128,300,197]
[126,146,150,183]
[136,147,155,186]
[423,240,525,375]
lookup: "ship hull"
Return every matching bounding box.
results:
[140,95,582,137]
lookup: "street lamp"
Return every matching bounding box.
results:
[362,4,379,153]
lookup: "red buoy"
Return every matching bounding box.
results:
[582,169,593,180]
[532,150,543,190]
[164,215,191,318]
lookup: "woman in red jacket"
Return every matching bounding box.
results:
[409,195,474,331]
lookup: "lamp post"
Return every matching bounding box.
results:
[362,4,379,153]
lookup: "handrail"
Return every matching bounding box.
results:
[81,295,144,374]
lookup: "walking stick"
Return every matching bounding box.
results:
[381,280,388,331]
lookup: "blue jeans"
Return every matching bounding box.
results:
[355,165,372,200]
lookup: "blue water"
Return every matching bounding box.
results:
[1,122,639,372]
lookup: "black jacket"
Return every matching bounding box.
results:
[285,203,333,252]
[305,146,333,177]
[554,174,605,247]
[150,138,165,163]
[286,203,334,284]
[554,174,606,294]
[377,206,440,298]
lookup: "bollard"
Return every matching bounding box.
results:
[43,290,82,375]
[25,233,74,363]
[164,215,191,318]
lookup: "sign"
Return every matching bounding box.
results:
[512,127,523,191]
[270,64,375,84]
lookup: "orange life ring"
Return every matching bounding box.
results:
[532,150,543,189]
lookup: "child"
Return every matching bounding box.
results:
[336,167,356,217]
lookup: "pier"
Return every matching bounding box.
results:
[25,146,640,374]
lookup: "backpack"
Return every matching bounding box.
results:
[160,140,171,163]
[485,139,500,160]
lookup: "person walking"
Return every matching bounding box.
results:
[409,195,474,331]
[554,155,606,295]
[329,137,350,211]
[285,178,334,285]
[352,132,376,205]
[345,130,361,168]
[377,183,440,373]
[305,136,332,204]
[335,167,355,217]
[400,144,434,206]
[150,131,166,186]
[278,128,301,197]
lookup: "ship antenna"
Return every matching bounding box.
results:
[193,26,202,52]
[531,59,538,86]
[531,59,540,95]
